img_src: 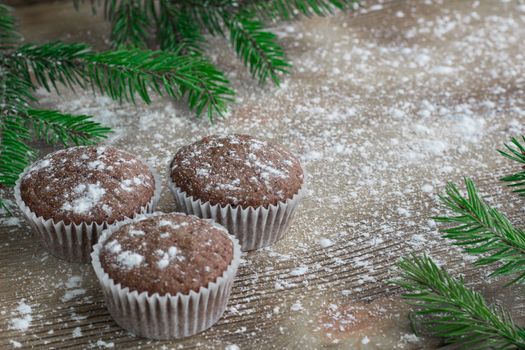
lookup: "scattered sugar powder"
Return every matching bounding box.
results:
[61,288,86,302]
[155,246,182,269]
[8,300,33,332]
[225,345,240,350]
[318,238,334,248]
[430,66,456,74]
[168,246,178,257]
[116,251,144,269]
[157,253,170,269]
[290,266,309,276]
[61,183,106,214]
[158,220,188,230]
[0,216,21,227]
[65,276,82,289]
[61,275,86,302]
[96,340,115,348]
[72,327,82,338]
[128,229,145,237]
[400,333,421,344]
[120,177,143,192]
[421,184,434,193]
[196,168,210,177]
[9,340,22,348]
[290,302,303,311]
[106,240,122,254]
[396,208,411,217]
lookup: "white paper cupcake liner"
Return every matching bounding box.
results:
[91,212,242,339]
[13,163,162,263]
[167,172,303,251]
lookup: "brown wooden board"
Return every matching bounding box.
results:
[2,1,525,349]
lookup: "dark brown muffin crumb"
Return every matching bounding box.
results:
[20,146,156,225]
[170,134,303,208]
[99,213,233,295]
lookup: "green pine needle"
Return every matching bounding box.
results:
[84,0,358,87]
[13,42,91,93]
[226,12,290,85]
[499,136,525,196]
[0,64,35,116]
[0,116,34,187]
[12,42,234,117]
[393,254,525,350]
[110,0,150,48]
[246,0,360,20]
[434,178,525,285]
[26,109,111,147]
[158,1,205,55]
[182,2,225,36]
[87,49,234,117]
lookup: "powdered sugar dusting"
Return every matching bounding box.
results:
[155,246,183,269]
[61,183,106,214]
[172,134,303,206]
[61,275,86,303]
[20,145,155,223]
[8,300,33,332]
[9,340,22,348]
[128,229,145,237]
[96,340,115,348]
[115,251,144,269]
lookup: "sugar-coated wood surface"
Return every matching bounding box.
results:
[2,1,525,349]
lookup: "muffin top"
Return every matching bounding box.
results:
[20,146,156,225]
[99,213,233,295]
[170,134,303,208]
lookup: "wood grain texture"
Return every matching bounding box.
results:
[2,0,525,349]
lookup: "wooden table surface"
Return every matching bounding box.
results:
[2,1,525,349]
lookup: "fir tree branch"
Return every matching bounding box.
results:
[0,116,34,187]
[157,1,205,55]
[243,0,359,21]
[179,0,359,21]
[12,42,90,93]
[434,178,525,285]
[12,42,233,118]
[181,1,227,35]
[499,136,525,196]
[156,0,180,51]
[110,0,150,48]
[84,0,360,87]
[26,109,111,147]
[393,254,525,350]
[225,12,290,85]
[0,5,20,51]
[84,48,234,116]
[0,63,34,117]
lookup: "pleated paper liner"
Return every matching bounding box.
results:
[167,172,303,251]
[91,213,242,339]
[14,163,162,263]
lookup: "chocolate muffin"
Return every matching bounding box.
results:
[91,213,241,339]
[170,134,303,208]
[14,146,160,262]
[20,146,156,225]
[168,134,304,251]
[99,213,233,295]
